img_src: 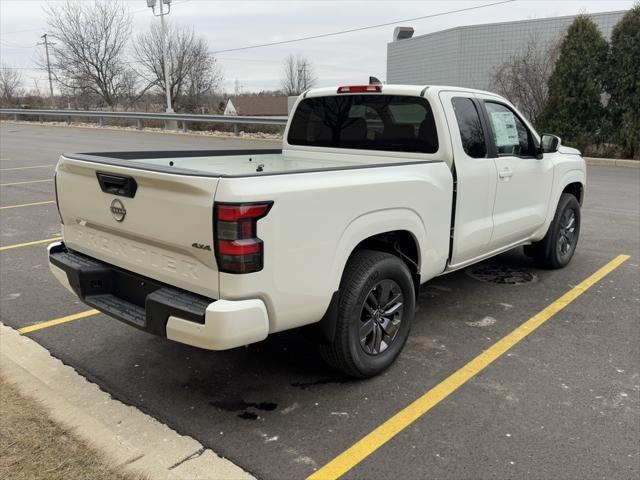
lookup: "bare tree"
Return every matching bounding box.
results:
[183,54,223,111]
[133,23,222,112]
[491,37,561,123]
[45,0,133,108]
[0,65,23,106]
[281,54,317,96]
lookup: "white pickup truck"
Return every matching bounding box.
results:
[48,84,585,377]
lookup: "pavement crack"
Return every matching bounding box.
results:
[168,447,206,470]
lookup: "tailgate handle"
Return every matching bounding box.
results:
[96,172,137,198]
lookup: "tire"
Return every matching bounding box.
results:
[522,244,538,258]
[319,250,415,378]
[526,193,581,269]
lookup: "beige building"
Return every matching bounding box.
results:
[387,10,627,90]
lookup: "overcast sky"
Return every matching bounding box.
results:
[0,0,634,94]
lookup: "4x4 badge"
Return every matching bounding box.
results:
[110,199,126,222]
[192,242,212,251]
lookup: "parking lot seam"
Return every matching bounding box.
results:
[0,200,56,210]
[0,179,53,187]
[307,254,631,480]
[18,310,100,334]
[0,236,62,251]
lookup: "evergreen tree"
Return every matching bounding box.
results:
[537,15,609,152]
[606,5,640,159]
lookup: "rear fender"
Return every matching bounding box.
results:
[329,208,428,292]
[317,208,427,342]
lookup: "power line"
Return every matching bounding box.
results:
[0,66,41,70]
[4,0,517,79]
[0,27,42,35]
[0,40,35,49]
[211,0,517,54]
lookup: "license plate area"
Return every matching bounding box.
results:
[50,243,213,336]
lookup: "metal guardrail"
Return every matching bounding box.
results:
[0,108,288,135]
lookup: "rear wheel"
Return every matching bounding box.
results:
[319,250,415,378]
[526,193,581,269]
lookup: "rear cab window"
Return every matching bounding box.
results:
[287,95,439,154]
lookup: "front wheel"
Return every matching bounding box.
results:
[526,193,581,269]
[319,250,415,378]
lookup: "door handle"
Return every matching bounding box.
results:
[498,168,513,179]
[96,171,138,197]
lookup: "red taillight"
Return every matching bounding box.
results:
[217,239,262,256]
[217,203,271,222]
[337,85,381,93]
[214,202,272,274]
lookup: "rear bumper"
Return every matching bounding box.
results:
[47,242,268,350]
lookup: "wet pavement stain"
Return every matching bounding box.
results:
[210,399,277,411]
[290,377,351,389]
[210,399,278,419]
[237,411,259,420]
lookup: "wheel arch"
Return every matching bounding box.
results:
[318,209,428,342]
[330,208,428,290]
[350,230,421,291]
[562,181,584,205]
[533,169,585,241]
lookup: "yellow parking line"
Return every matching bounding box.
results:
[0,236,62,251]
[18,310,100,334]
[0,164,54,172]
[308,254,631,480]
[0,179,53,187]
[0,200,56,210]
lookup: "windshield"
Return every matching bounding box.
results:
[287,94,439,154]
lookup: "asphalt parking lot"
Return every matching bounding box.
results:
[1,122,639,479]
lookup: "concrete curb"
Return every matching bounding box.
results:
[585,157,639,168]
[0,323,254,480]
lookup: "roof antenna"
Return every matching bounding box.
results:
[369,76,382,85]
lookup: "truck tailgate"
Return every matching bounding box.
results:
[56,156,220,299]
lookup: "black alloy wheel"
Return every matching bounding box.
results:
[359,279,404,355]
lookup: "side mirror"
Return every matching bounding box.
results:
[541,133,561,154]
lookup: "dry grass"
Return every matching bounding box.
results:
[0,375,147,480]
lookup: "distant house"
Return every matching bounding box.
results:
[224,96,288,116]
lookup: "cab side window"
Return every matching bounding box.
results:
[484,102,535,157]
[451,97,487,158]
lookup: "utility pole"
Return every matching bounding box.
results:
[37,33,55,107]
[297,61,307,95]
[147,0,173,113]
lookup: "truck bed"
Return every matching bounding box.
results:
[65,149,377,177]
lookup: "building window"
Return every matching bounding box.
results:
[451,97,487,158]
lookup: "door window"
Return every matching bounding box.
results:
[484,102,535,157]
[451,97,487,158]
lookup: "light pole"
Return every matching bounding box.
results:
[146,0,173,113]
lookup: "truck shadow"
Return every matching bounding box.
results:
[137,248,544,416]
